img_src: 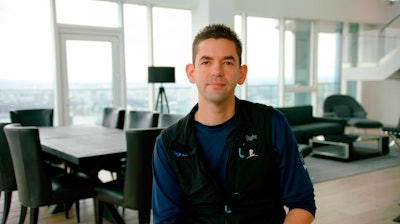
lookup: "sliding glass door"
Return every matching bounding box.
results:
[58,32,124,125]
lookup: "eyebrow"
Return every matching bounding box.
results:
[199,55,237,61]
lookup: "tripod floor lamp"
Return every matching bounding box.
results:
[148,66,175,114]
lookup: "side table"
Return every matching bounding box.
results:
[310,134,389,161]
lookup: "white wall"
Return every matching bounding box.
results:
[362,79,400,126]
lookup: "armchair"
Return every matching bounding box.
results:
[323,94,383,131]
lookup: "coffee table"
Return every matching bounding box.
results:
[310,134,389,161]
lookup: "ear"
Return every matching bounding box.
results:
[186,63,196,84]
[238,64,248,85]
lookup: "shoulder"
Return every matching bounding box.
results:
[160,113,192,148]
[236,98,274,116]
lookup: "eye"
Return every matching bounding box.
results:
[224,61,234,66]
[201,61,210,65]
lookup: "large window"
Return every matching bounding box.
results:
[237,17,341,110]
[62,39,115,125]
[124,6,192,114]
[124,4,149,111]
[284,19,313,106]
[55,0,123,125]
[317,22,342,114]
[245,17,280,106]
[56,0,118,27]
[0,0,54,122]
[152,7,192,114]
[1,0,345,123]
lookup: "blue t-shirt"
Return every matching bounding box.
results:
[152,109,316,223]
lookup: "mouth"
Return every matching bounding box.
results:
[207,78,227,88]
[207,82,226,88]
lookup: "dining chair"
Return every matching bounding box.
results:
[123,110,159,129]
[101,107,126,179]
[94,128,163,224]
[0,123,18,224]
[4,123,95,224]
[9,108,54,126]
[102,107,125,130]
[158,113,185,128]
[118,110,159,180]
[9,108,64,167]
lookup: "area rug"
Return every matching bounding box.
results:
[305,146,400,183]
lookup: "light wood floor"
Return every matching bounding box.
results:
[1,166,400,224]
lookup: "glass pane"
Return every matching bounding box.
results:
[284,20,312,87]
[0,0,54,122]
[284,92,311,107]
[56,0,118,27]
[347,81,357,98]
[124,4,149,110]
[152,7,192,114]
[317,23,341,115]
[246,17,279,106]
[234,15,243,98]
[66,40,112,125]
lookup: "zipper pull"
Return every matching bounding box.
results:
[224,204,232,214]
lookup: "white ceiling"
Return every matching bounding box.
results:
[123,0,400,26]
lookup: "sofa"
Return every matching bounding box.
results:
[276,105,345,144]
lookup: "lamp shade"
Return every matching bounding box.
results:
[148,66,175,83]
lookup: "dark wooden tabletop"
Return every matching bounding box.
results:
[39,125,126,168]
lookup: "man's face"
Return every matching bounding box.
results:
[186,38,247,105]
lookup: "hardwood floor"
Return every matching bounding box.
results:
[314,165,400,224]
[1,166,400,223]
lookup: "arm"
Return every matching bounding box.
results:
[152,135,184,223]
[284,208,314,224]
[271,109,317,219]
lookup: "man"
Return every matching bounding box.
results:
[152,24,316,223]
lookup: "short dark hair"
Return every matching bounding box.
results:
[192,24,243,65]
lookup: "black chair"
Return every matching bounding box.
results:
[4,124,95,224]
[101,107,126,179]
[0,123,18,224]
[94,128,163,224]
[124,110,159,129]
[382,115,400,147]
[102,107,125,130]
[9,108,63,166]
[158,113,185,128]
[323,94,383,131]
[9,109,54,126]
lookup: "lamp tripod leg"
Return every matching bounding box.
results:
[155,87,170,114]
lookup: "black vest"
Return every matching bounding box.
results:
[161,99,286,224]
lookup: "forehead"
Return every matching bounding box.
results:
[195,38,238,60]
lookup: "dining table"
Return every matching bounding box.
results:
[39,125,126,175]
[38,125,127,223]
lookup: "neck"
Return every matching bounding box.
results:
[195,97,235,126]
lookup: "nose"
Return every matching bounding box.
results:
[211,63,223,77]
